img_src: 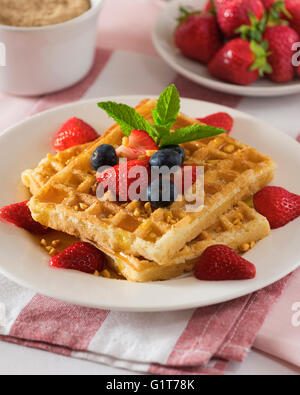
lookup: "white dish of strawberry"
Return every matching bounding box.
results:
[0,95,299,311]
[153,0,300,97]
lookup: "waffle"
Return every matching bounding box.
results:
[28,99,276,265]
[93,201,270,282]
[23,148,270,282]
[22,143,91,196]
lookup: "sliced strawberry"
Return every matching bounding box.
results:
[53,117,99,152]
[117,130,158,160]
[50,242,104,274]
[195,245,256,281]
[0,200,48,234]
[97,158,150,201]
[253,186,300,229]
[198,112,234,133]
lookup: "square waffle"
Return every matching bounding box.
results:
[22,143,91,196]
[22,143,270,282]
[28,99,276,266]
[93,201,270,282]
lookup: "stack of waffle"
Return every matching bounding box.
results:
[22,99,276,282]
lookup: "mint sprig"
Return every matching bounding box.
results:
[98,102,159,141]
[152,84,180,130]
[159,124,225,147]
[98,85,227,147]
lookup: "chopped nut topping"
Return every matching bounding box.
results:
[144,202,152,215]
[122,137,129,146]
[240,243,250,253]
[40,239,47,247]
[79,203,88,211]
[74,205,79,211]
[49,248,57,256]
[101,269,111,278]
[250,241,256,249]
[134,209,140,217]
[223,144,235,153]
[94,270,100,277]
[52,240,61,248]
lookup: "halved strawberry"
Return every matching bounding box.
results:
[195,245,256,281]
[0,200,48,234]
[198,112,234,134]
[50,242,104,274]
[97,158,150,201]
[53,117,99,152]
[117,130,158,160]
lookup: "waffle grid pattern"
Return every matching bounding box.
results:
[28,99,276,266]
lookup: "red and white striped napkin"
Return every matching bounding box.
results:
[0,274,291,375]
[0,0,299,374]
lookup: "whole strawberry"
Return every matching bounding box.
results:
[208,38,271,85]
[263,25,299,82]
[195,244,256,281]
[285,0,300,36]
[204,0,215,13]
[198,112,234,133]
[50,242,104,274]
[0,200,48,234]
[175,7,222,64]
[254,186,300,229]
[214,0,264,37]
[262,0,300,30]
[97,158,150,201]
[53,117,99,152]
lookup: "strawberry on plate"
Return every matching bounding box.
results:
[214,0,264,37]
[195,244,256,281]
[198,112,234,133]
[50,242,104,274]
[285,0,300,36]
[208,38,271,86]
[174,7,222,64]
[204,0,214,13]
[263,25,299,83]
[254,186,300,229]
[0,200,48,234]
[97,158,150,201]
[53,117,99,152]
[117,130,158,160]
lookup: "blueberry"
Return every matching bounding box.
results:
[90,144,118,171]
[150,149,183,173]
[160,145,185,163]
[147,178,178,208]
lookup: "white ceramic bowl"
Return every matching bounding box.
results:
[0,0,104,96]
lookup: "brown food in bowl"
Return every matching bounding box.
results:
[0,0,91,28]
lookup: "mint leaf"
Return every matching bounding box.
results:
[98,101,158,141]
[160,124,226,146]
[152,84,180,130]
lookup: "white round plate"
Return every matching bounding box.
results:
[153,0,300,97]
[0,96,299,312]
